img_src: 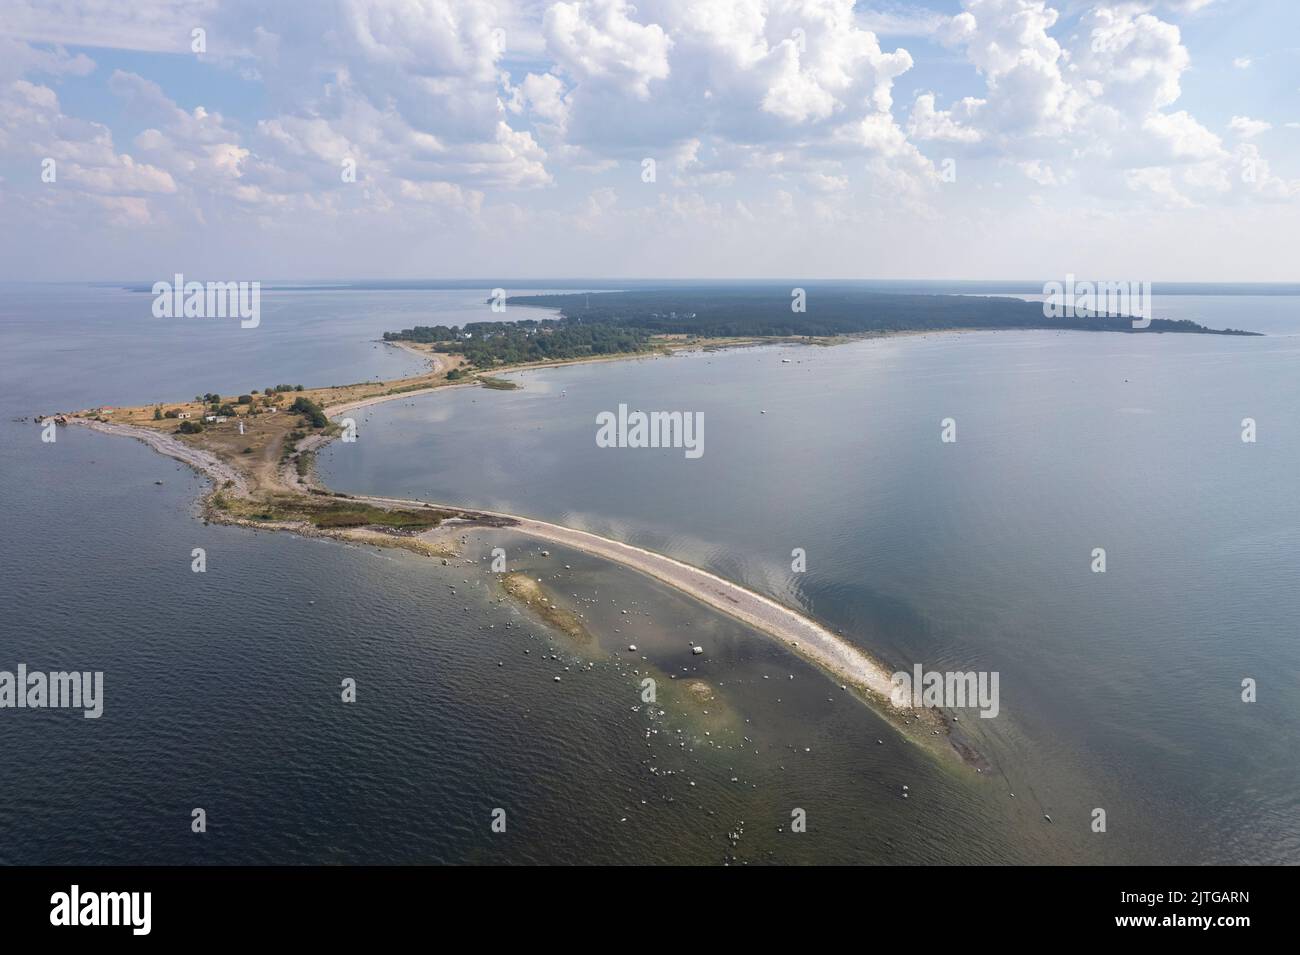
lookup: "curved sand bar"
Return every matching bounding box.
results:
[64,361,903,709]
[358,492,896,700]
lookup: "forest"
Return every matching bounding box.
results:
[382,285,1254,368]
[504,286,1253,337]
[382,320,652,367]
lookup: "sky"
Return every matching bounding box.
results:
[0,0,1297,282]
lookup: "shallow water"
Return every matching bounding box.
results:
[320,325,1300,864]
[4,285,1298,863]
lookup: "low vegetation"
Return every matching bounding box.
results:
[218,493,455,531]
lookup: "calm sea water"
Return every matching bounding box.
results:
[3,284,1298,863]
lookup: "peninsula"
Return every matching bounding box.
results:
[51,334,924,731]
[44,291,1258,760]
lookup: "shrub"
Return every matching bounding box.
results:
[289,396,327,428]
[178,419,204,434]
[237,395,252,404]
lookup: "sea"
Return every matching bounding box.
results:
[2,281,1297,864]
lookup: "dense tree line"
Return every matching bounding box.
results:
[384,287,1252,366]
[384,320,652,367]
[502,287,1254,337]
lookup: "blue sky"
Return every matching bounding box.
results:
[1,0,1297,280]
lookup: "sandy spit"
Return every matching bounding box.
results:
[68,413,902,702]
[66,338,905,709]
[351,493,900,701]
[511,520,899,699]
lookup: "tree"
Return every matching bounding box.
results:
[289,396,327,428]
[153,407,163,420]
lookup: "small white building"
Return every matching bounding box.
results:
[177,412,191,419]
[204,415,216,422]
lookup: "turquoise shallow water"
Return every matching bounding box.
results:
[3,284,1298,863]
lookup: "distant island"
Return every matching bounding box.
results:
[381,286,1257,366]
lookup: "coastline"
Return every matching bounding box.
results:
[49,331,1013,761]
[55,337,925,712]
[66,406,907,710]
[312,339,910,706]
[353,490,900,701]
[70,417,251,495]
